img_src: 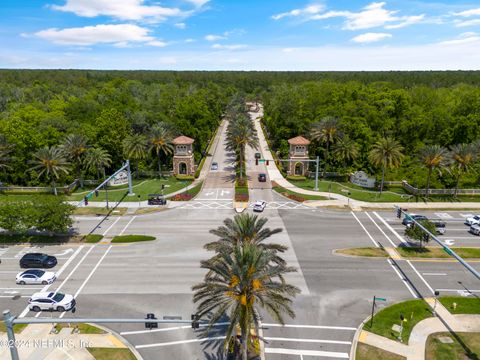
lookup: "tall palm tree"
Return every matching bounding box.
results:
[149,123,173,177]
[332,136,359,170]
[449,143,477,196]
[61,134,89,187]
[418,145,448,197]
[226,115,259,181]
[84,147,112,180]
[311,116,341,176]
[193,243,300,360]
[122,134,149,176]
[29,146,70,195]
[368,137,404,194]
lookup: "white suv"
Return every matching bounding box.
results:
[470,224,480,236]
[253,200,267,212]
[465,215,480,226]
[28,292,76,312]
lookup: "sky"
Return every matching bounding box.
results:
[1,0,480,70]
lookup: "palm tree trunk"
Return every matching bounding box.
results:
[77,162,83,188]
[426,167,432,199]
[455,172,461,197]
[323,141,329,178]
[380,165,385,195]
[239,147,244,181]
[158,152,162,178]
[52,179,57,196]
[241,329,248,360]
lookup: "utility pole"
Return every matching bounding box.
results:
[3,310,19,360]
[314,156,319,191]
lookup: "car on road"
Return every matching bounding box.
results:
[211,162,218,170]
[465,215,480,226]
[253,200,267,212]
[20,253,57,269]
[16,269,56,285]
[433,220,446,235]
[402,214,428,227]
[254,152,261,159]
[258,173,267,182]
[470,224,480,236]
[29,291,76,312]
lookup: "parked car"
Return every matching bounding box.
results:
[253,200,267,212]
[16,269,56,285]
[254,152,261,159]
[147,194,166,205]
[470,224,480,236]
[211,162,218,170]
[433,221,446,235]
[258,173,267,182]
[20,253,57,269]
[28,291,76,312]
[465,215,480,226]
[402,214,428,227]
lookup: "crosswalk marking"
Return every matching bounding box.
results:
[179,201,311,210]
[435,212,453,219]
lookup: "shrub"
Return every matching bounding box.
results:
[235,194,249,202]
[170,193,193,201]
[175,175,195,181]
[287,175,307,181]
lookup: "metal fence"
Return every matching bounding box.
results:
[0,179,79,194]
[401,180,480,196]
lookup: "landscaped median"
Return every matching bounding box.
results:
[111,235,156,243]
[169,180,203,201]
[271,181,328,202]
[335,246,480,259]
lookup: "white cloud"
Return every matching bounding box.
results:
[455,19,480,27]
[342,2,400,30]
[185,38,195,43]
[438,32,480,45]
[351,32,392,43]
[147,40,168,47]
[205,34,226,41]
[185,0,210,7]
[385,15,425,29]
[212,44,247,50]
[454,8,480,17]
[34,24,161,46]
[175,23,186,29]
[50,0,182,22]
[272,4,324,20]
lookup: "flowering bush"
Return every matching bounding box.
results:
[170,193,193,201]
[235,194,249,202]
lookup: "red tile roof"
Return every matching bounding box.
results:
[172,135,194,145]
[288,136,310,145]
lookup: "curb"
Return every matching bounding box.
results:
[92,323,145,360]
[349,314,371,360]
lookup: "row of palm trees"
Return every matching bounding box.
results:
[193,213,299,360]
[310,116,480,195]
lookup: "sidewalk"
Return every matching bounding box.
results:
[250,106,480,211]
[355,298,480,360]
[0,324,141,360]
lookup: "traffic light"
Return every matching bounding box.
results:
[84,196,88,206]
[396,208,401,219]
[255,159,258,165]
[145,313,158,329]
[266,160,269,166]
[95,190,99,197]
[191,314,200,329]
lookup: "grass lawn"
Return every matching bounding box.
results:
[87,348,137,360]
[356,342,406,360]
[73,207,127,216]
[335,247,388,257]
[84,234,104,243]
[439,297,480,314]
[425,332,480,360]
[68,177,192,202]
[111,235,156,243]
[0,322,28,334]
[398,247,480,259]
[363,299,433,344]
[54,323,105,334]
[272,183,328,201]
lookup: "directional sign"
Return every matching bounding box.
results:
[443,247,454,256]
[375,297,387,301]
[259,159,265,163]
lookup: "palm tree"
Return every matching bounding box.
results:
[368,137,404,194]
[84,147,112,180]
[122,134,149,176]
[193,243,300,360]
[149,123,173,177]
[418,145,448,198]
[311,116,341,176]
[449,143,477,196]
[332,136,359,170]
[29,146,70,195]
[61,134,89,187]
[206,213,286,265]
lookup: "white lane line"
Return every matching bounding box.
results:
[265,348,349,358]
[18,245,84,318]
[264,337,351,345]
[136,336,226,349]
[373,212,409,247]
[59,245,113,319]
[262,323,356,331]
[406,260,434,295]
[387,259,418,298]
[422,273,447,276]
[0,295,30,298]
[0,287,43,290]
[365,212,397,248]
[119,216,137,236]
[102,216,122,236]
[350,212,379,248]
[121,322,229,336]
[436,288,480,293]
[55,246,95,293]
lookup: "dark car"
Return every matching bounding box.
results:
[402,214,428,227]
[147,194,166,205]
[254,152,261,159]
[258,173,267,182]
[20,253,57,269]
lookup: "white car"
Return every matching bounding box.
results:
[465,215,480,226]
[16,269,56,285]
[28,292,76,312]
[253,200,267,212]
[470,224,480,236]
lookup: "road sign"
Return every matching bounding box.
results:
[375,297,387,301]
[443,247,453,255]
[259,159,265,163]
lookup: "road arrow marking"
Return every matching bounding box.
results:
[54,249,74,256]
[444,239,455,246]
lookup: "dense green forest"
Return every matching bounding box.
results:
[0,70,479,189]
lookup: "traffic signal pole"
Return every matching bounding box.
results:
[395,206,480,281]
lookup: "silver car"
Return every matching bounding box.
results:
[470,224,480,236]
[253,200,267,212]
[16,269,56,285]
